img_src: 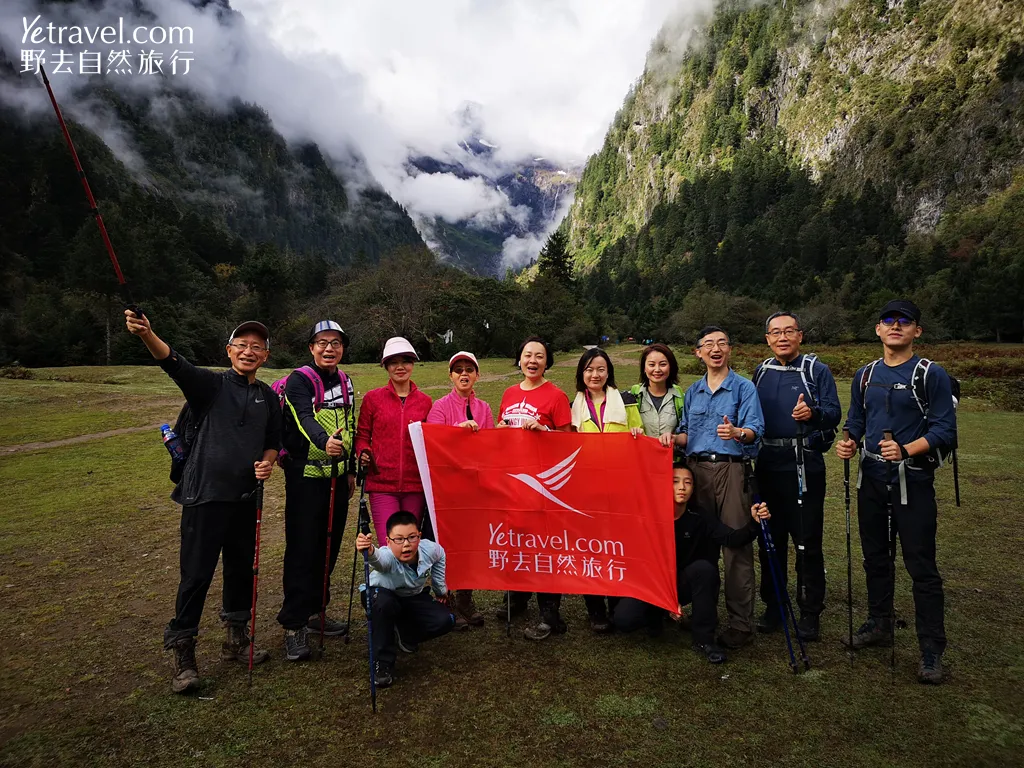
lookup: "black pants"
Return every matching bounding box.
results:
[164,499,256,647]
[507,591,563,620]
[612,560,720,645]
[858,475,945,653]
[370,587,454,666]
[756,466,826,617]
[277,471,350,630]
[583,595,620,619]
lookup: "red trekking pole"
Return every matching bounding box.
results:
[319,453,340,655]
[248,479,265,687]
[37,67,140,317]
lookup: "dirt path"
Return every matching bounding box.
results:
[0,424,163,455]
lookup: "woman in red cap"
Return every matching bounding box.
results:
[354,337,433,544]
[425,351,495,627]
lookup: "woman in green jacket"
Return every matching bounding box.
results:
[628,343,686,445]
[570,348,641,632]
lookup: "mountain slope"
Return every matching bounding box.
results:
[567,0,1024,340]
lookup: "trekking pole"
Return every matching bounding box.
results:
[952,449,961,507]
[319,450,340,657]
[248,479,265,687]
[795,424,807,607]
[357,479,378,713]
[344,467,363,648]
[883,429,897,683]
[37,68,140,318]
[843,428,854,663]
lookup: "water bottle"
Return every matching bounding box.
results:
[161,423,185,463]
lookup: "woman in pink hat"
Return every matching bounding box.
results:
[426,351,495,627]
[354,337,433,544]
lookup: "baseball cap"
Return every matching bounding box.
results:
[381,337,418,365]
[228,321,270,348]
[448,351,479,371]
[308,320,350,347]
[879,299,921,324]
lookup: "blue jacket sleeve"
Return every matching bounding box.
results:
[737,379,764,439]
[845,368,866,442]
[430,544,448,596]
[810,362,842,431]
[921,364,956,451]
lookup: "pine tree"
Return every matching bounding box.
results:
[536,230,573,287]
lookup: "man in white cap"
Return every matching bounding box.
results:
[426,351,495,626]
[276,320,357,661]
[125,311,281,694]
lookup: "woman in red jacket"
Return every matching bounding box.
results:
[355,337,433,544]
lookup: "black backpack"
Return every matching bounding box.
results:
[860,357,961,505]
[168,401,209,484]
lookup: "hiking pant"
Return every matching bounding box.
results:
[756,466,826,617]
[276,470,350,631]
[370,587,454,666]
[584,595,620,620]
[858,475,946,653]
[612,560,720,645]
[368,492,426,545]
[164,499,256,647]
[688,458,754,633]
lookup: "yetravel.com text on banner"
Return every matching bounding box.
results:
[409,424,677,613]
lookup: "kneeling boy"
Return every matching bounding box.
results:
[355,511,455,687]
[612,464,770,663]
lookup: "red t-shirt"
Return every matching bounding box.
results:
[499,381,571,430]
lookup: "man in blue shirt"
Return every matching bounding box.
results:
[753,312,841,643]
[835,300,956,684]
[667,326,764,649]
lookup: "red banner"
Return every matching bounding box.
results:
[409,424,677,613]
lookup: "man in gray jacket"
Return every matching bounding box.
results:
[126,310,281,694]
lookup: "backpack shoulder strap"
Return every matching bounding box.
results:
[910,358,931,416]
[798,354,819,405]
[294,366,326,411]
[335,369,353,407]
[860,359,881,407]
[752,358,774,388]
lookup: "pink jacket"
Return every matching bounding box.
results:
[426,390,495,429]
[354,380,432,493]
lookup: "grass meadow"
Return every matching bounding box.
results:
[1,344,1022,767]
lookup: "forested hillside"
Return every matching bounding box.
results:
[567,0,1024,342]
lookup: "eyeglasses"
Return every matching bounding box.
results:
[229,342,266,353]
[880,316,915,328]
[314,339,344,349]
[451,365,476,375]
[388,535,421,545]
[698,340,730,350]
[767,328,801,339]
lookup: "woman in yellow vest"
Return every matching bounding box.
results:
[570,347,642,632]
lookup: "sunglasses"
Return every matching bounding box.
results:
[880,316,916,328]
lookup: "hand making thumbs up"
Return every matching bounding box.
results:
[792,392,813,422]
[717,414,742,442]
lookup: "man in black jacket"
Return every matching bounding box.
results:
[126,311,281,694]
[612,464,769,663]
[276,320,357,661]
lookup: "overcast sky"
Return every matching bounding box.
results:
[2,0,708,262]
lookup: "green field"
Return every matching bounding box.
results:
[1,346,1022,768]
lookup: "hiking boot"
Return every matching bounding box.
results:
[171,638,200,694]
[693,642,727,664]
[455,590,485,627]
[716,627,754,650]
[918,650,944,684]
[525,611,567,641]
[395,626,418,654]
[222,624,270,664]
[284,627,312,662]
[757,608,782,634]
[841,618,892,650]
[797,613,820,642]
[374,661,394,688]
[495,594,529,621]
[589,613,612,634]
[306,614,349,637]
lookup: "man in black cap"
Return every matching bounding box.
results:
[276,320,357,661]
[834,299,956,683]
[125,311,282,694]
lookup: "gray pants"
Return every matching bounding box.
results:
[688,458,754,633]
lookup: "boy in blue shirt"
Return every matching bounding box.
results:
[835,300,956,684]
[355,511,456,687]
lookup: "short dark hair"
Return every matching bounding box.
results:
[575,348,616,392]
[672,459,692,472]
[764,311,801,334]
[386,511,419,534]
[695,326,729,348]
[638,343,679,387]
[515,336,553,371]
